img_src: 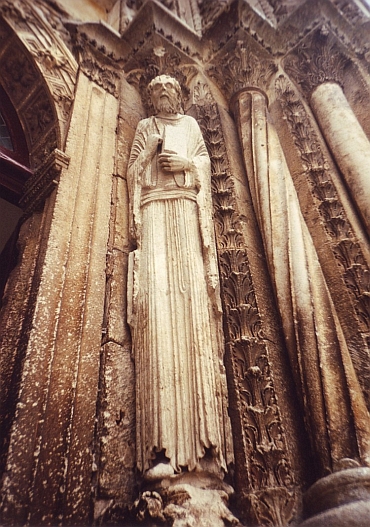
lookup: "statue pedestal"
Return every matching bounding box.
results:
[300,467,370,526]
[132,471,241,526]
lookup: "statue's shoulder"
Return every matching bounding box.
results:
[137,116,154,129]
[181,114,201,131]
[181,114,197,124]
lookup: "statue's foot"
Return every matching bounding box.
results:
[144,462,175,481]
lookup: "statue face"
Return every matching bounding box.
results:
[149,76,181,114]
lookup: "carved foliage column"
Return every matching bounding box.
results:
[311,82,370,234]
[275,75,370,410]
[232,83,370,484]
[192,79,297,526]
[0,64,119,526]
[284,31,370,236]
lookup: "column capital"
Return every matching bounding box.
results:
[208,40,276,103]
[284,27,350,99]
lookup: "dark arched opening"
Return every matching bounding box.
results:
[0,84,32,306]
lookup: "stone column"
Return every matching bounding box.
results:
[0,71,118,526]
[311,81,370,236]
[232,87,370,526]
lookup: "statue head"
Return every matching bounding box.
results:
[148,75,182,115]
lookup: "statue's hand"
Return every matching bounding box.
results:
[146,134,163,157]
[158,153,191,172]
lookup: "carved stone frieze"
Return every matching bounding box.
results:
[81,54,120,98]
[275,74,370,401]
[209,41,277,101]
[193,89,296,525]
[68,29,123,98]
[19,148,70,214]
[283,27,351,98]
[0,28,59,171]
[1,43,39,105]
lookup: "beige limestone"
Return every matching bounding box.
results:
[234,88,370,476]
[0,71,118,525]
[127,76,232,477]
[311,81,370,236]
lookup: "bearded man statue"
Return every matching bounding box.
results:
[127,75,233,482]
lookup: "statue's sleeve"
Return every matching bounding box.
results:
[127,119,152,244]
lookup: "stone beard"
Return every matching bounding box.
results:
[127,87,232,478]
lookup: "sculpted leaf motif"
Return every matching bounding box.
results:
[193,89,296,521]
[284,29,350,96]
[250,487,296,526]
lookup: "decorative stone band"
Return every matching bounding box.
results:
[311,81,370,237]
[19,148,70,214]
[140,188,197,206]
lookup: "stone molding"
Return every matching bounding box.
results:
[19,148,70,214]
[66,23,125,98]
[0,0,78,144]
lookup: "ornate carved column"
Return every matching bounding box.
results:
[232,84,370,526]
[193,82,298,527]
[284,31,370,237]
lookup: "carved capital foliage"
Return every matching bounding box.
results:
[125,45,197,111]
[19,148,70,214]
[283,27,351,98]
[248,486,296,527]
[208,41,277,101]
[68,30,123,98]
[275,74,370,399]
[192,83,296,525]
[81,53,120,98]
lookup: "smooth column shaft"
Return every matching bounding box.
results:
[311,82,370,235]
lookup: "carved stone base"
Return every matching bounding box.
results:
[132,472,242,526]
[300,467,370,526]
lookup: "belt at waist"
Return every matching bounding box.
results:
[141,188,197,206]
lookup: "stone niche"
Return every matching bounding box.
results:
[0,1,370,527]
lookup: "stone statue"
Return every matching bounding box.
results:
[127,75,232,481]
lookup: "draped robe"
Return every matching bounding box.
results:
[127,114,231,474]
